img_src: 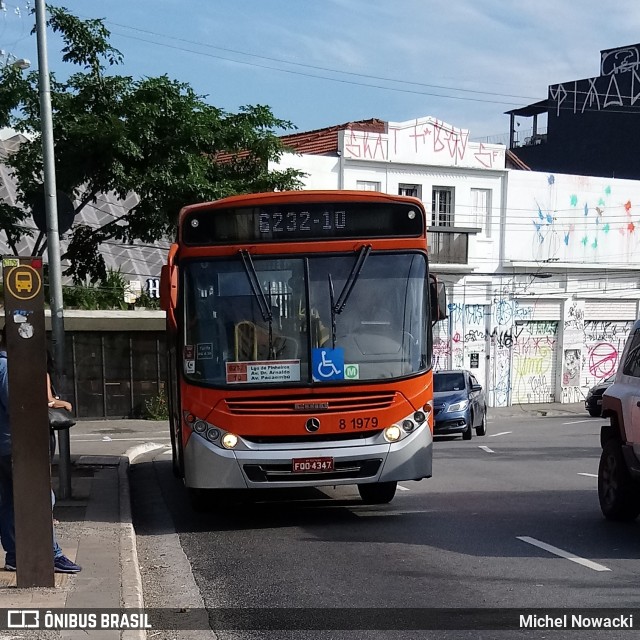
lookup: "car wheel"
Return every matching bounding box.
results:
[358,481,397,504]
[588,408,601,417]
[462,418,473,440]
[598,439,640,521]
[476,411,487,436]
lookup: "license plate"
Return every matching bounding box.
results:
[292,457,334,473]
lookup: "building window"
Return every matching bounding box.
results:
[356,180,381,191]
[399,184,421,198]
[432,187,454,227]
[471,188,491,236]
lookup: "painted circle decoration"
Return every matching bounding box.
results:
[5,265,42,301]
[588,342,618,379]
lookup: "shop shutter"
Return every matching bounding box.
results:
[584,300,637,321]
[511,320,559,404]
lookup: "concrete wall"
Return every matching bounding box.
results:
[505,171,640,267]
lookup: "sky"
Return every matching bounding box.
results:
[1,0,640,143]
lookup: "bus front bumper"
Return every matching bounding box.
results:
[183,428,432,490]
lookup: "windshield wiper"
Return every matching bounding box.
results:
[239,249,275,359]
[328,244,371,348]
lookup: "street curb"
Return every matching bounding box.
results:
[120,443,167,640]
[489,410,584,419]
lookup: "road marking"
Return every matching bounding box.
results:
[397,484,410,491]
[489,431,511,437]
[562,420,593,425]
[478,445,494,454]
[517,536,610,572]
[578,472,598,478]
[161,449,173,455]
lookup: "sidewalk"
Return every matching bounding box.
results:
[0,452,146,640]
[488,401,587,419]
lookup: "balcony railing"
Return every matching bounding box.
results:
[427,228,472,264]
[471,127,548,147]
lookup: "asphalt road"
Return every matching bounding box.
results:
[126,412,640,639]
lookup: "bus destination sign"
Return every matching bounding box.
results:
[182,202,424,244]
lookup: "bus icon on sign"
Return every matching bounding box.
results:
[15,272,33,292]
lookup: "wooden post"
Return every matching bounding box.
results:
[2,256,54,587]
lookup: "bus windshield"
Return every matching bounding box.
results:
[182,251,429,386]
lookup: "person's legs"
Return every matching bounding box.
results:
[0,455,16,568]
[50,486,81,573]
[51,489,63,558]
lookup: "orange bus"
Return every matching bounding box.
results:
[160,190,446,509]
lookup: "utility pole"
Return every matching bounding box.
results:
[35,0,71,498]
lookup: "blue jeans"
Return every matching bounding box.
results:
[0,455,62,566]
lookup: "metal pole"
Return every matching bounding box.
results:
[35,0,71,498]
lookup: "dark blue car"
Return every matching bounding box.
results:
[433,370,487,440]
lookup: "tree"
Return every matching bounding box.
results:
[0,6,304,282]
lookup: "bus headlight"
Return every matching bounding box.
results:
[221,433,239,449]
[384,425,402,442]
[185,412,244,449]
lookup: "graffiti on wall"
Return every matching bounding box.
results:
[446,299,540,407]
[561,300,584,400]
[583,320,632,387]
[562,349,581,386]
[528,176,640,262]
[550,67,640,116]
[601,46,640,76]
[433,293,632,407]
[562,386,584,403]
[344,129,387,160]
[341,118,505,169]
[448,303,487,377]
[511,322,558,404]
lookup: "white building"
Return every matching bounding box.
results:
[273,116,640,406]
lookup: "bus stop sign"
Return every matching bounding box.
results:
[2,256,54,587]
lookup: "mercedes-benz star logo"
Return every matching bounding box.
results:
[305,417,321,432]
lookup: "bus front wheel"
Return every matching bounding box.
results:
[358,481,397,504]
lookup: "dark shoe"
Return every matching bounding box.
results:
[4,562,15,571]
[54,555,81,573]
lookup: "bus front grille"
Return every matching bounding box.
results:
[225,392,396,415]
[243,431,383,444]
[243,458,383,483]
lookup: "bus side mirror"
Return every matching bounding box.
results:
[429,274,447,324]
[160,264,178,332]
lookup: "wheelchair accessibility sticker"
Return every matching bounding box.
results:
[312,348,344,381]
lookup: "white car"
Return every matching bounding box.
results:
[599,321,640,521]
